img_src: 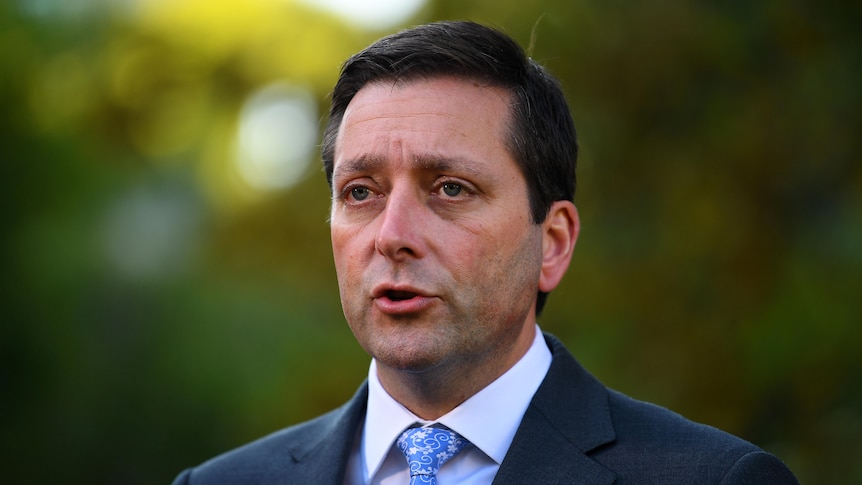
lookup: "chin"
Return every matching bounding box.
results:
[375,349,442,373]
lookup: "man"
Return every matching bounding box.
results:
[174,21,797,484]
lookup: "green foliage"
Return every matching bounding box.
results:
[2,0,860,483]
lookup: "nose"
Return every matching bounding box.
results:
[375,187,427,260]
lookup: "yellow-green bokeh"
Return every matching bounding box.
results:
[2,1,859,483]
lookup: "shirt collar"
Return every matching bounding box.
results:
[361,325,552,480]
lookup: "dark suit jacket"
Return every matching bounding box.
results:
[173,334,798,484]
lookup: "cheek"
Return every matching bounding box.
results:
[331,224,363,265]
[449,226,540,296]
[488,229,543,288]
[331,237,358,297]
[331,226,376,305]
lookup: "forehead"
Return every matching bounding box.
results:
[333,77,514,174]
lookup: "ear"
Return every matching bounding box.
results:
[538,201,579,293]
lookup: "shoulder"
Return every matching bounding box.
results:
[172,384,368,485]
[600,389,797,483]
[539,334,797,483]
[171,410,340,485]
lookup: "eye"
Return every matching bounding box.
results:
[441,182,462,197]
[350,186,371,201]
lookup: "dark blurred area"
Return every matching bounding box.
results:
[1,0,859,483]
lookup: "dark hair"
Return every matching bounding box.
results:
[322,21,577,315]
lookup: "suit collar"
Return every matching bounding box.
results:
[494,333,617,484]
[286,383,368,482]
[287,334,617,483]
[536,334,616,452]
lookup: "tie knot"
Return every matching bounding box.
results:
[397,427,468,484]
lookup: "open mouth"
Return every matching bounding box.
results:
[386,290,417,301]
[373,287,433,314]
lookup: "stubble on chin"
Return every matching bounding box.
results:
[355,317,454,373]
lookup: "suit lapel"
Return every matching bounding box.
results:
[286,383,369,484]
[493,334,617,484]
[289,335,616,483]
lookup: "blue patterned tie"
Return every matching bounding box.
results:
[397,426,468,485]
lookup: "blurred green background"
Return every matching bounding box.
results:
[2,0,859,483]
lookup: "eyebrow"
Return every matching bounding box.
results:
[332,153,484,183]
[331,155,385,183]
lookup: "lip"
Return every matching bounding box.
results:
[371,284,437,315]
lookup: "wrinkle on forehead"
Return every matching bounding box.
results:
[347,77,512,118]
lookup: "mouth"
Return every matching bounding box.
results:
[385,289,418,301]
[372,285,435,315]
[372,284,427,299]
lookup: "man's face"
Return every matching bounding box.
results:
[330,77,544,379]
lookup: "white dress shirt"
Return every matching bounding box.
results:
[344,325,552,485]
